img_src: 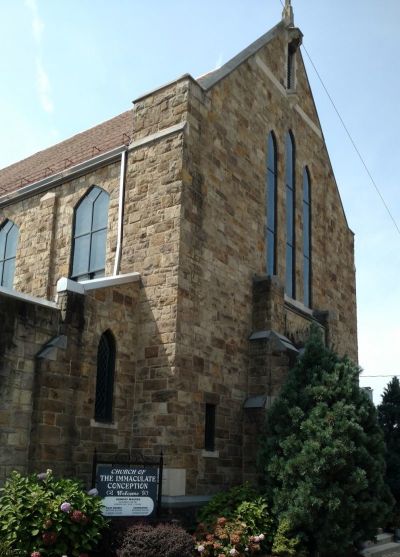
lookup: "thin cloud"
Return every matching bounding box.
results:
[24,0,54,114]
[36,59,53,113]
[25,0,44,43]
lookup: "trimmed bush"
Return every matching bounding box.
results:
[117,522,195,557]
[197,483,258,527]
[0,469,108,557]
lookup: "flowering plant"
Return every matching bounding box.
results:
[0,470,108,556]
[195,517,266,557]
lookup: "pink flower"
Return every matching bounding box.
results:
[253,535,260,542]
[60,502,71,512]
[229,549,238,556]
[31,552,41,557]
[70,509,84,523]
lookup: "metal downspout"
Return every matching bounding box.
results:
[113,149,127,276]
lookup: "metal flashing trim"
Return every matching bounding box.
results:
[249,329,299,354]
[244,395,267,409]
[128,122,187,152]
[133,73,194,103]
[37,335,67,360]
[56,272,141,295]
[0,285,59,310]
[0,145,126,208]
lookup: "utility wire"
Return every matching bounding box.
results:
[278,0,400,236]
[360,375,400,378]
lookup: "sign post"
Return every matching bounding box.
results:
[92,452,163,518]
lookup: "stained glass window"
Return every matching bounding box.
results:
[94,331,116,423]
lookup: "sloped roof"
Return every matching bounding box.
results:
[0,18,288,199]
[0,110,133,196]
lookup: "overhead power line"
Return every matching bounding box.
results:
[360,375,400,378]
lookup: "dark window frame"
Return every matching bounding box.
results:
[204,403,216,452]
[266,131,278,276]
[0,219,19,288]
[94,330,116,423]
[285,131,296,298]
[303,167,312,307]
[70,185,109,282]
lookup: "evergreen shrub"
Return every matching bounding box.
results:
[259,328,393,556]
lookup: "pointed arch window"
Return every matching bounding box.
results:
[303,167,312,307]
[94,330,116,423]
[0,219,19,288]
[285,131,296,298]
[71,186,109,281]
[266,132,278,276]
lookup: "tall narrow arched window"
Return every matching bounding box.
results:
[94,330,116,423]
[71,186,109,281]
[266,132,278,276]
[285,131,296,298]
[303,167,312,307]
[0,219,19,288]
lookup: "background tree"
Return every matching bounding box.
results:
[378,376,400,506]
[259,329,393,557]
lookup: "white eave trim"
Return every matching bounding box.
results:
[56,272,141,295]
[0,285,59,310]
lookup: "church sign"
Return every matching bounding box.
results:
[93,455,163,517]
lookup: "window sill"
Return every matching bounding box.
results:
[284,294,313,317]
[201,449,219,459]
[90,419,117,429]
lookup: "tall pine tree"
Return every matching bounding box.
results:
[378,376,400,506]
[259,329,392,557]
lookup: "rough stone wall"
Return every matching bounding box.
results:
[28,283,140,484]
[175,23,357,494]
[119,80,190,466]
[0,294,59,483]
[0,162,121,299]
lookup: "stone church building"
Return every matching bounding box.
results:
[0,3,357,506]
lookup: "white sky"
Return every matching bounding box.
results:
[0,1,399,404]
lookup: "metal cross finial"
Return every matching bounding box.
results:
[282,0,294,26]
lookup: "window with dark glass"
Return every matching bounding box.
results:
[285,132,295,298]
[71,186,109,281]
[94,330,116,423]
[204,404,216,452]
[0,219,19,288]
[287,43,296,89]
[266,132,277,276]
[303,167,312,307]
